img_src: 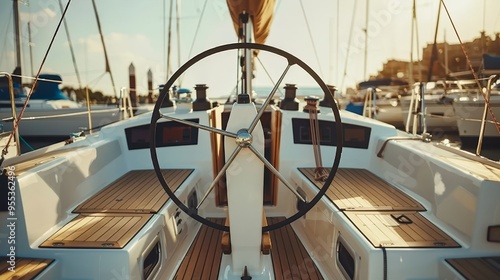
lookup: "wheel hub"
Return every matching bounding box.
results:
[235,129,252,147]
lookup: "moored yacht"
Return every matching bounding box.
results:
[0,73,128,140]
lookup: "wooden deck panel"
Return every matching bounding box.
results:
[299,168,425,211]
[446,257,500,280]
[0,257,53,280]
[39,213,152,249]
[268,217,323,280]
[174,218,224,279]
[344,211,460,248]
[175,217,323,279]
[73,169,193,213]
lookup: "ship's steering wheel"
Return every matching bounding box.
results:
[150,43,343,232]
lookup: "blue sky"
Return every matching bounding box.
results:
[1,0,499,97]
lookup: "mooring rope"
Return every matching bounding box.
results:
[305,97,328,181]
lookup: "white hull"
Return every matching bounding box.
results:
[453,94,500,145]
[344,100,404,128]
[366,100,404,128]
[400,95,458,132]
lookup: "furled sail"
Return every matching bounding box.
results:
[226,0,276,44]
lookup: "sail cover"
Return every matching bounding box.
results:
[226,0,276,44]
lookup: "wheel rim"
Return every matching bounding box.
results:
[150,42,343,232]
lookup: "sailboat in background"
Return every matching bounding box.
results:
[343,0,408,129]
[402,1,500,147]
[452,54,500,147]
[0,0,131,150]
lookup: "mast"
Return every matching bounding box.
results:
[13,0,22,83]
[409,0,415,85]
[427,1,442,82]
[28,21,34,77]
[241,12,253,98]
[176,0,181,83]
[363,0,369,80]
[444,30,448,77]
[166,0,174,81]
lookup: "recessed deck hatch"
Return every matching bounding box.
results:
[39,213,152,249]
[345,211,460,248]
[299,168,425,211]
[73,169,193,214]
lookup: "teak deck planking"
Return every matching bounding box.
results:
[300,168,459,249]
[446,257,500,280]
[73,169,193,214]
[40,169,192,249]
[39,213,152,249]
[268,217,324,280]
[0,257,53,280]
[299,168,424,211]
[174,217,323,280]
[174,218,225,280]
[344,211,460,248]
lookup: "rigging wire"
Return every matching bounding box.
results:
[440,0,500,134]
[1,0,73,162]
[58,0,81,89]
[176,0,181,82]
[299,0,323,79]
[91,0,117,97]
[340,0,358,91]
[180,0,208,86]
[186,0,208,67]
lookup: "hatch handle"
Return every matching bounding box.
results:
[391,214,413,224]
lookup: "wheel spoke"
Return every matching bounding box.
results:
[196,145,243,209]
[160,113,237,138]
[248,144,306,202]
[248,64,291,134]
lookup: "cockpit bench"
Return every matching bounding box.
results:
[299,168,460,249]
[40,169,194,249]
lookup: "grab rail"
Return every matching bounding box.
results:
[119,87,134,119]
[405,83,427,135]
[362,88,376,119]
[476,74,499,156]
